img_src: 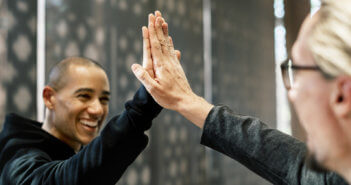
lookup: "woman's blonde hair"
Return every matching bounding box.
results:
[309,0,351,77]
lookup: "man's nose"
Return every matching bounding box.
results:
[88,99,104,116]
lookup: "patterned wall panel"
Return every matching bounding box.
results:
[210,0,275,185]
[153,0,207,185]
[46,0,107,75]
[0,0,37,128]
[108,1,156,185]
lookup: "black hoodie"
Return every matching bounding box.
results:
[0,86,162,185]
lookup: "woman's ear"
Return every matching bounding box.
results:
[43,86,56,110]
[331,76,351,118]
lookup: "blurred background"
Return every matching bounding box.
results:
[0,0,321,184]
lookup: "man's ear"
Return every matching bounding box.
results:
[331,76,351,118]
[43,86,56,110]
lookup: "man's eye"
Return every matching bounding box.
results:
[100,97,110,104]
[78,94,91,99]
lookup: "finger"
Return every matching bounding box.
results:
[168,36,175,51]
[175,50,181,60]
[155,10,168,38]
[142,26,154,78]
[155,10,162,18]
[155,17,169,55]
[167,36,177,59]
[148,14,163,67]
[131,64,159,91]
[162,22,169,38]
[148,13,156,27]
[142,27,151,64]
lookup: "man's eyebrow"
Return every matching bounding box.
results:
[102,91,110,96]
[74,88,110,95]
[74,88,94,94]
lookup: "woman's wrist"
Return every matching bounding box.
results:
[177,93,214,128]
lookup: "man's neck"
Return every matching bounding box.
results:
[42,116,81,153]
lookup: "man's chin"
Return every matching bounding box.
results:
[80,135,98,146]
[305,151,329,173]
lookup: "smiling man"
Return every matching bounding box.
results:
[133,3,351,184]
[0,57,162,185]
[42,58,111,153]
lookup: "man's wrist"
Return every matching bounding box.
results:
[124,86,162,132]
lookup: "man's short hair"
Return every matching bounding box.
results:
[309,0,351,77]
[47,57,105,91]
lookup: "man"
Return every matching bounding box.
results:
[0,57,162,184]
[133,2,351,184]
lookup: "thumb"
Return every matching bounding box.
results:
[175,50,181,60]
[131,64,158,90]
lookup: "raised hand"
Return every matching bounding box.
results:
[140,12,181,80]
[132,11,213,128]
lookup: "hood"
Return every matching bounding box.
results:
[0,113,75,171]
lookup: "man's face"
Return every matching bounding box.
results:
[51,64,110,149]
[288,15,349,170]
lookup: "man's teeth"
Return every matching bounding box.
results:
[80,120,98,127]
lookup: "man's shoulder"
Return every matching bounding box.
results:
[0,114,75,171]
[0,147,60,185]
[13,147,52,162]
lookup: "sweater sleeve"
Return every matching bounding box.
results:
[1,86,162,185]
[200,106,348,185]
